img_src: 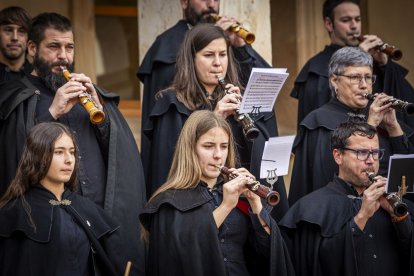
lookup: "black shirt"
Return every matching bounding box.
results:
[30,74,110,206]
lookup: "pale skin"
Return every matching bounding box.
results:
[0,23,28,70]
[40,133,75,201]
[196,127,270,234]
[330,65,404,137]
[333,134,396,230]
[27,28,104,120]
[324,2,388,65]
[193,37,242,119]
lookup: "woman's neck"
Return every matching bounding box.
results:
[39,181,65,201]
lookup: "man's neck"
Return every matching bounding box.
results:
[0,55,25,72]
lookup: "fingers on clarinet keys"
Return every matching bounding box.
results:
[218,165,280,206]
[364,93,414,115]
[60,66,105,124]
[217,77,260,141]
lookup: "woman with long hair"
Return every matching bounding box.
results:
[0,122,120,275]
[142,23,288,220]
[140,110,294,276]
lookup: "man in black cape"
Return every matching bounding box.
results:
[291,0,414,129]
[0,6,32,82]
[0,12,147,275]
[280,121,414,276]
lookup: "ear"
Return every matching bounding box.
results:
[324,17,334,33]
[27,40,37,58]
[332,148,343,165]
[330,74,338,90]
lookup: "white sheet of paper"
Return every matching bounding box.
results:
[239,68,289,114]
[260,135,295,178]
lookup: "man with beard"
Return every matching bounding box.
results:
[291,0,414,129]
[280,121,414,276]
[0,6,32,82]
[137,0,274,199]
[0,12,147,276]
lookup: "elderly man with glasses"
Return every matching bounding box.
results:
[289,46,414,205]
[280,120,414,276]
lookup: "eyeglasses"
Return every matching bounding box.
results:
[337,74,377,85]
[341,148,385,161]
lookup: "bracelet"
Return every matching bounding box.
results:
[391,212,410,222]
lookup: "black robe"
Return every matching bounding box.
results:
[291,44,414,128]
[139,183,295,276]
[0,77,147,275]
[136,20,274,180]
[280,176,414,276]
[142,89,289,221]
[0,186,119,276]
[288,98,414,205]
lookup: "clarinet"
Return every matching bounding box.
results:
[217,165,280,206]
[367,172,408,217]
[364,93,414,115]
[217,77,259,141]
[60,66,105,124]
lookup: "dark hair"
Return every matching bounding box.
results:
[168,23,241,111]
[0,6,31,32]
[331,120,377,151]
[0,122,79,208]
[323,0,360,20]
[29,12,72,46]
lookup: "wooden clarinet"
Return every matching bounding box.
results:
[217,165,280,206]
[210,13,255,44]
[355,35,402,61]
[60,66,105,124]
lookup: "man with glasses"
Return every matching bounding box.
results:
[280,120,414,276]
[291,0,414,129]
[289,46,414,205]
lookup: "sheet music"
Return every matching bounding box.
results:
[239,68,289,114]
[260,135,295,179]
[386,154,414,193]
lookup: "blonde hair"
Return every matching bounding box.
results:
[149,110,237,200]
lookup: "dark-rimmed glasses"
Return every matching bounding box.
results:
[337,74,377,85]
[341,148,385,161]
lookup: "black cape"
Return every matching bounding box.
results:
[136,20,274,179]
[0,77,147,275]
[280,176,414,276]
[142,89,289,221]
[291,44,414,128]
[0,186,119,276]
[139,184,295,276]
[288,98,414,205]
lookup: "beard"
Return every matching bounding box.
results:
[185,5,216,26]
[33,54,74,92]
[0,44,25,61]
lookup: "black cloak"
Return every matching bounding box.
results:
[0,77,147,275]
[136,20,275,181]
[291,44,414,128]
[0,186,119,276]
[142,89,289,221]
[288,98,414,205]
[280,176,414,276]
[139,184,295,276]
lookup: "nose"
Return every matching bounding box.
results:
[57,46,69,61]
[11,29,18,40]
[64,152,74,164]
[213,54,221,66]
[213,147,223,159]
[206,0,216,8]
[365,153,375,164]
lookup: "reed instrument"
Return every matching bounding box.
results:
[363,93,414,115]
[367,172,408,217]
[60,66,105,124]
[210,14,255,45]
[216,165,280,206]
[355,35,403,61]
[217,77,259,141]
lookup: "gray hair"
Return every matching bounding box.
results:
[328,47,373,96]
